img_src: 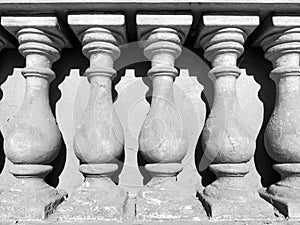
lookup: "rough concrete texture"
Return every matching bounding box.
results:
[259,164,300,219]
[198,164,276,220]
[0,183,66,220]
[51,177,127,221]
[199,184,277,220]
[136,176,207,221]
[0,219,293,225]
[260,188,300,219]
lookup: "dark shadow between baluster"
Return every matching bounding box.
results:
[110,66,126,184]
[194,92,216,187]
[133,61,152,185]
[46,47,88,188]
[239,46,280,187]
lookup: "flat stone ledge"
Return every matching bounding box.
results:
[0,1,298,14]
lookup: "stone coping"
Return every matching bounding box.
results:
[0,0,298,12]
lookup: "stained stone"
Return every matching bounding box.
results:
[197,164,275,220]
[136,164,206,221]
[51,177,127,221]
[135,14,207,222]
[259,164,300,218]
[57,15,128,221]
[0,183,66,220]
[0,16,68,220]
[0,165,67,220]
[257,16,300,219]
[195,15,276,220]
[136,178,205,221]
[0,7,299,225]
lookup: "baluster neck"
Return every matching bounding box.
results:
[25,76,49,97]
[151,73,174,107]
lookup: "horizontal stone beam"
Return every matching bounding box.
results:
[0,1,297,13]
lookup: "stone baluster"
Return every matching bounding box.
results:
[258,16,300,219]
[0,16,68,220]
[52,14,127,221]
[136,14,206,221]
[196,15,274,219]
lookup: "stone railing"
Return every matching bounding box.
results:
[0,1,299,224]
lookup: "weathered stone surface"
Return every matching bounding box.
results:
[0,219,291,225]
[0,16,68,220]
[196,15,275,220]
[0,182,66,220]
[136,14,192,167]
[0,8,299,225]
[0,165,67,220]
[136,14,192,41]
[259,164,300,218]
[257,16,300,219]
[54,15,128,221]
[51,172,127,221]
[260,188,300,219]
[199,165,275,220]
[136,164,206,221]
[1,0,300,18]
[135,14,207,221]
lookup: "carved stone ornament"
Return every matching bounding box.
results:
[52,14,128,221]
[0,16,69,220]
[196,15,275,220]
[136,14,207,221]
[258,16,300,219]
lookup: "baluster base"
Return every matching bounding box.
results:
[199,164,275,220]
[136,163,207,221]
[259,163,300,219]
[51,164,128,222]
[0,165,67,220]
[259,189,300,219]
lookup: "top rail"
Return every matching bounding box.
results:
[0,0,299,13]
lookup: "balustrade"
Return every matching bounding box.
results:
[0,5,298,224]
